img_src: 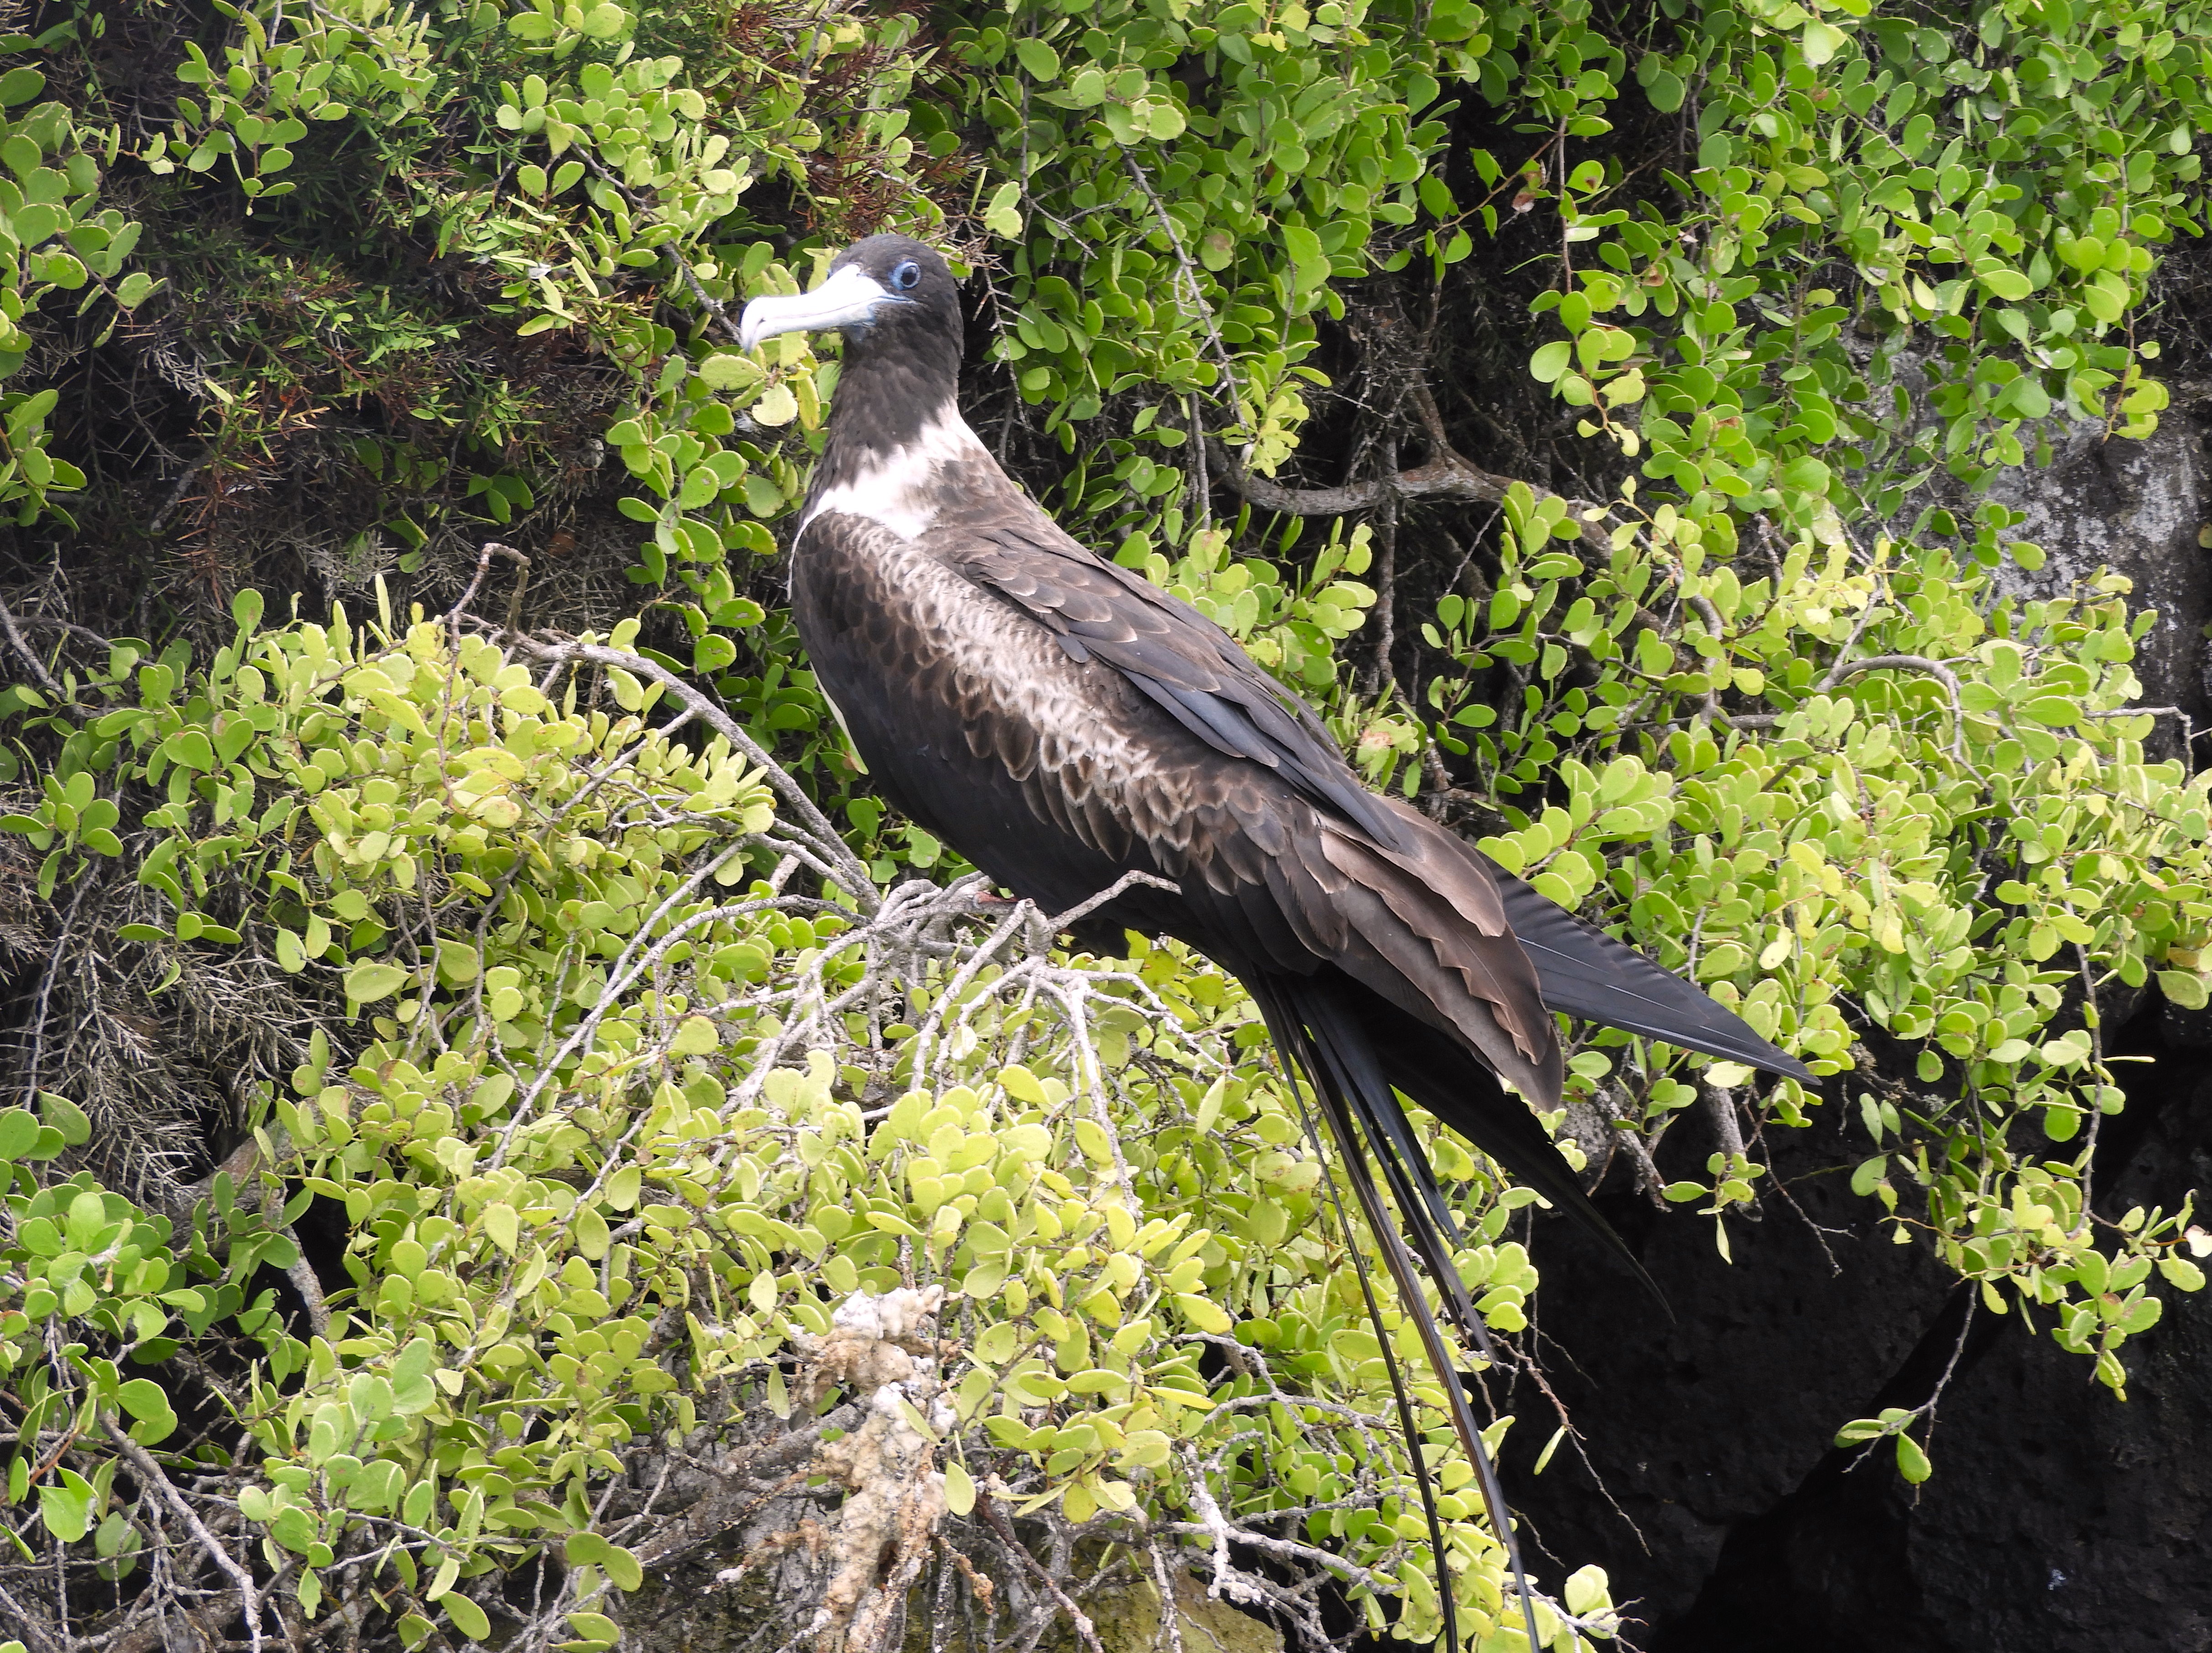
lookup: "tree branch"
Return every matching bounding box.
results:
[448,541,531,645]
[1122,155,1242,407]
[976,1487,1106,1653]
[1203,436,1611,551]
[102,1416,264,1653]
[1821,653,1967,761]
[0,1581,67,1653]
[0,593,71,708]
[504,634,874,899]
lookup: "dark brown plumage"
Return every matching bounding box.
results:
[741,234,1811,1644]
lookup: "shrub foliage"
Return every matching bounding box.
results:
[0,0,2209,1650]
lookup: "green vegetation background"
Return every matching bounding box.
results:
[0,0,2209,1649]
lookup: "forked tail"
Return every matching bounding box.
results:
[1245,972,1560,1653]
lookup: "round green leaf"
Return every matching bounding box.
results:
[344,960,409,1003]
[943,1460,976,1517]
[0,1107,36,1159]
[40,1092,89,1146]
[39,1470,95,1542]
[1012,38,1059,81]
[697,352,762,392]
[117,1379,178,1442]
[1801,20,1848,65]
[1895,1434,1932,1483]
[441,1592,491,1643]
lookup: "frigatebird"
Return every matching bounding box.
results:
[739,235,1811,1641]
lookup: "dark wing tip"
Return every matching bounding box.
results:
[1484,857,1816,1083]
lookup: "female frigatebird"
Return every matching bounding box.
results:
[739,234,1809,1640]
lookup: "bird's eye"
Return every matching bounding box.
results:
[890,260,921,292]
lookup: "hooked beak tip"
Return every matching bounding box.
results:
[735,303,770,355]
[731,265,892,357]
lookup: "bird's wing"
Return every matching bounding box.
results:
[926,510,1559,1088]
[933,507,1812,1081]
[1480,851,1815,1080]
[949,516,1407,849]
[1350,795,1813,1080]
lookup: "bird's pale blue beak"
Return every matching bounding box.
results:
[738,263,901,351]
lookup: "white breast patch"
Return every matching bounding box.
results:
[799,402,991,541]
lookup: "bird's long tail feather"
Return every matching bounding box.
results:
[1246,974,1546,1653]
[1358,995,1655,1295]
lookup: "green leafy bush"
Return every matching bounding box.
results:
[3,0,2212,1643]
[0,609,1627,1649]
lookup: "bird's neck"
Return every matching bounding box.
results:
[802,336,1018,541]
[809,327,961,493]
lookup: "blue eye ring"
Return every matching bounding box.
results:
[890,259,921,292]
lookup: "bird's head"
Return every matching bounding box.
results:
[737,234,958,359]
[738,234,967,468]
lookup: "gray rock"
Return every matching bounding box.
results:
[1978,411,2212,763]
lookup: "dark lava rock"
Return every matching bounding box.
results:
[1505,963,2212,1653]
